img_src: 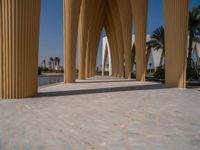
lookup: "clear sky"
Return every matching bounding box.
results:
[39,0,200,67]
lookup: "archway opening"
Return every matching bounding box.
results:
[38,0,64,86]
[101,28,112,77]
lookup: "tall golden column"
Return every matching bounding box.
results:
[163,0,189,88]
[0,0,41,99]
[89,1,106,78]
[78,0,93,80]
[117,0,132,79]
[64,0,81,83]
[106,1,124,78]
[130,0,148,81]
[0,0,2,98]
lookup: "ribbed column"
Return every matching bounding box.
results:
[104,4,120,77]
[0,0,41,99]
[78,0,93,80]
[86,0,106,78]
[117,0,132,79]
[0,0,3,98]
[84,1,96,79]
[130,0,148,81]
[64,0,81,83]
[107,0,124,78]
[163,0,189,88]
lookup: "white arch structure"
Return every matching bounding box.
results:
[102,35,164,76]
[102,37,112,76]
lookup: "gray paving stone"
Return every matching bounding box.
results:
[0,76,199,150]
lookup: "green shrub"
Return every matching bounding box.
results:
[42,67,49,72]
[153,66,165,80]
[38,67,42,75]
[187,65,198,80]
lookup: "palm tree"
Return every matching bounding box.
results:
[42,60,46,68]
[147,26,165,66]
[188,6,200,73]
[49,57,54,69]
[48,61,52,69]
[54,57,61,67]
[147,6,200,79]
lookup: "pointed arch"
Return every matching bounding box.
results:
[102,38,112,76]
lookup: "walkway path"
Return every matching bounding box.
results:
[0,76,200,150]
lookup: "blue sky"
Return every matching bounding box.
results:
[39,0,200,67]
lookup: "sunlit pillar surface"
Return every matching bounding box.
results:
[117,0,132,79]
[78,0,93,80]
[163,0,189,88]
[64,0,81,83]
[0,0,41,99]
[130,0,148,81]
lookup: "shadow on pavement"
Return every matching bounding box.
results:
[37,83,167,98]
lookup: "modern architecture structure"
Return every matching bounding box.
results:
[102,35,164,76]
[102,35,200,76]
[0,0,191,99]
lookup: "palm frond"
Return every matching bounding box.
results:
[147,26,164,51]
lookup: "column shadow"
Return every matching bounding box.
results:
[37,83,167,98]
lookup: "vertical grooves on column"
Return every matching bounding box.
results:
[64,0,81,83]
[131,0,148,81]
[0,0,2,97]
[22,0,26,96]
[86,0,105,77]
[8,0,11,98]
[107,0,124,78]
[11,0,14,98]
[12,0,15,98]
[29,0,33,95]
[78,0,88,80]
[5,0,8,97]
[0,0,41,99]
[163,0,189,88]
[116,0,132,79]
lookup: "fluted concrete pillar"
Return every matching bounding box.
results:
[78,0,93,80]
[107,0,124,78]
[0,0,2,98]
[84,1,97,78]
[64,0,81,83]
[163,0,189,88]
[117,0,132,79]
[130,0,148,81]
[0,0,41,99]
[87,0,106,78]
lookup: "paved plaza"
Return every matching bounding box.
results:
[0,77,200,150]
